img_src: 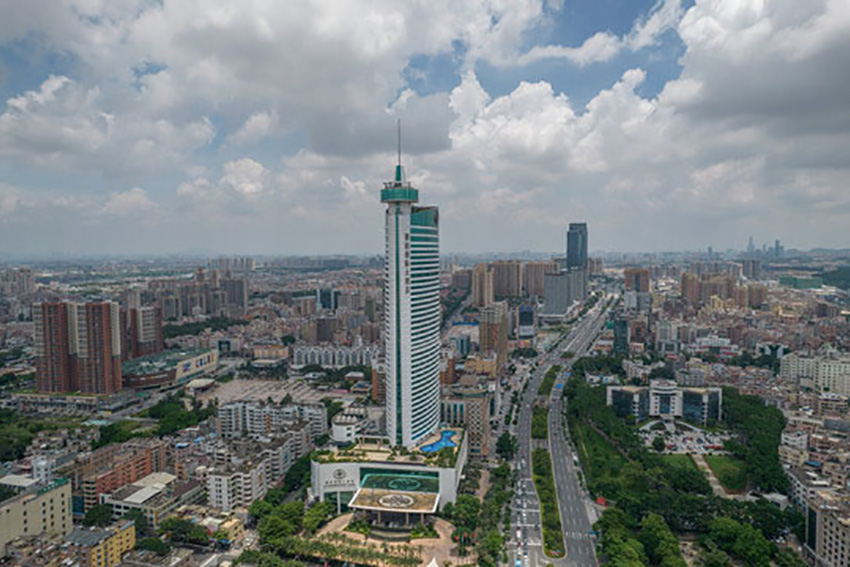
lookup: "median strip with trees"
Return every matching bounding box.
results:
[531,448,565,557]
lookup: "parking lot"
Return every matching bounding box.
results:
[638,419,732,454]
[199,378,352,405]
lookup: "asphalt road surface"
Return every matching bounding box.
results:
[509,294,613,567]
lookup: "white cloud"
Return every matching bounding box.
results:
[101,187,158,216]
[227,111,280,146]
[519,31,622,66]
[221,158,270,197]
[1,0,850,254]
[0,75,214,173]
[515,0,683,66]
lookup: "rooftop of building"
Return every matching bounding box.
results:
[108,472,177,504]
[0,478,69,508]
[136,472,177,487]
[0,474,39,490]
[66,522,132,547]
[312,428,463,467]
[122,348,214,376]
[349,487,439,514]
[120,547,193,567]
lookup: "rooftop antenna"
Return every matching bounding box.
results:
[394,119,404,184]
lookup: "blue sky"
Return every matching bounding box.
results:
[0,0,848,256]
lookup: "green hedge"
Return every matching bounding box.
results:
[532,449,565,557]
[531,406,549,440]
[538,365,562,397]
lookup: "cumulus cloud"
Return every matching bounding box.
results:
[0,75,214,173]
[101,187,158,217]
[221,158,270,197]
[1,0,850,254]
[517,0,683,66]
[227,111,280,146]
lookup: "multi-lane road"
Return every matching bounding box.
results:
[509,294,613,567]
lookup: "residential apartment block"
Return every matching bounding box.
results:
[0,478,73,557]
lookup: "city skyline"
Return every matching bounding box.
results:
[1,1,849,255]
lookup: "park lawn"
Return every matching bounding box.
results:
[705,455,748,492]
[661,454,700,472]
[572,420,627,489]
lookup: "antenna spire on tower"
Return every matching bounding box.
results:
[395,119,404,183]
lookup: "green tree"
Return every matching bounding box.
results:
[276,501,305,527]
[450,494,481,532]
[476,529,504,567]
[703,549,731,567]
[774,549,807,567]
[731,524,774,567]
[709,517,743,552]
[264,488,286,506]
[123,509,150,537]
[160,517,210,545]
[136,537,171,556]
[83,503,114,527]
[259,514,298,542]
[249,499,275,520]
[496,432,518,460]
[303,501,334,533]
[640,513,685,567]
[744,499,786,540]
[652,436,666,452]
[282,454,311,492]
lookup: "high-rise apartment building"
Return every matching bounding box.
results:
[567,223,588,270]
[382,159,441,448]
[479,301,508,369]
[70,302,123,395]
[0,267,36,296]
[613,317,629,354]
[491,260,524,298]
[741,258,762,280]
[440,376,492,456]
[566,222,589,303]
[122,306,163,361]
[34,301,122,395]
[624,268,651,292]
[517,304,535,340]
[524,260,558,297]
[471,263,494,307]
[680,273,700,304]
[34,302,74,393]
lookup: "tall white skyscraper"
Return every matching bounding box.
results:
[382,159,441,448]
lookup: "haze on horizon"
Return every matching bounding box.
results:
[0,0,848,257]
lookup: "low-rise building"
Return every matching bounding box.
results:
[99,472,203,528]
[120,548,194,567]
[218,401,327,440]
[122,349,219,390]
[311,429,468,517]
[787,467,833,509]
[330,407,385,445]
[65,521,135,567]
[606,379,722,425]
[803,490,850,567]
[206,460,266,513]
